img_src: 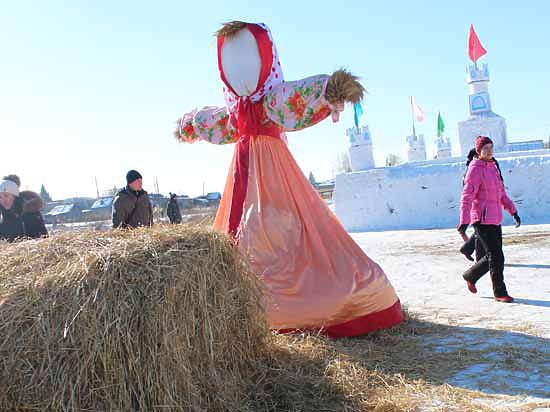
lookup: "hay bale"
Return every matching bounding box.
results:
[0,225,267,411]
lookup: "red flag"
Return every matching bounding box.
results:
[468,24,487,63]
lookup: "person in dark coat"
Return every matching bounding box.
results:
[166,193,183,224]
[20,191,48,238]
[0,179,25,242]
[4,174,48,239]
[112,170,153,229]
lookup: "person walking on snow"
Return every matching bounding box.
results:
[457,136,521,303]
[458,149,504,262]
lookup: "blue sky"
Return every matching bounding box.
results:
[1,0,549,199]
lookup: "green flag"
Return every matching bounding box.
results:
[437,112,445,138]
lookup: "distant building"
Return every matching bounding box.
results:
[193,192,222,207]
[317,180,335,201]
[172,195,193,210]
[44,204,83,224]
[82,197,113,221]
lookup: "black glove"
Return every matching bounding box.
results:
[513,213,521,228]
[457,223,469,234]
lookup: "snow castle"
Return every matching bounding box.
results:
[457,63,508,155]
[406,134,427,162]
[334,56,550,232]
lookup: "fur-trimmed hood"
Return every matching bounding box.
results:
[19,191,45,214]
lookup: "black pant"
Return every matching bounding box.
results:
[462,224,508,297]
[460,233,487,262]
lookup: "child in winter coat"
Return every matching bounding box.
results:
[457,136,520,303]
[459,148,507,262]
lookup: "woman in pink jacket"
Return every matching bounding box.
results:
[458,136,521,303]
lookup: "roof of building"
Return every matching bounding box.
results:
[91,197,113,209]
[46,204,76,216]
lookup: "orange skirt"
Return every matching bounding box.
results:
[214,135,402,337]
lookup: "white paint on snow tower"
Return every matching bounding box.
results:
[406,134,427,162]
[347,125,375,171]
[458,63,508,155]
[434,137,452,159]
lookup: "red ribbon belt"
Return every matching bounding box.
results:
[228,97,280,238]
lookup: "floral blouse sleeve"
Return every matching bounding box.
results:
[263,75,332,132]
[176,106,238,145]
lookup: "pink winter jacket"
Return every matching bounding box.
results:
[460,158,517,225]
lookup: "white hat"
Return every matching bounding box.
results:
[0,180,19,197]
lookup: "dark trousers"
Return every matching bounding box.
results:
[460,233,486,262]
[462,224,508,297]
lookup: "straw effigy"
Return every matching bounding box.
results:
[0,225,267,411]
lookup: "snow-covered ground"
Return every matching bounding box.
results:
[353,223,550,409]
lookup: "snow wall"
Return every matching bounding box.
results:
[334,150,550,232]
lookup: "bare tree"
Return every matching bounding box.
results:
[103,186,119,197]
[308,172,318,188]
[40,185,52,202]
[334,152,352,174]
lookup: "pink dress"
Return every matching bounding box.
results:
[176,22,401,337]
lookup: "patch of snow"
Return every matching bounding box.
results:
[352,224,550,406]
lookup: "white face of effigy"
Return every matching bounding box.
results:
[220,27,261,97]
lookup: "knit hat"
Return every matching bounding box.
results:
[475,136,493,154]
[3,174,21,188]
[0,179,20,197]
[126,170,143,185]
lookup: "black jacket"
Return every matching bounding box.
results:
[20,191,48,239]
[167,198,182,224]
[0,191,49,242]
[112,187,153,228]
[0,201,25,242]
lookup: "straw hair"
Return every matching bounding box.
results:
[325,69,365,105]
[215,21,248,38]
[0,225,267,411]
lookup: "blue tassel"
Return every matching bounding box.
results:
[353,102,363,128]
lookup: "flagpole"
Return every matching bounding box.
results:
[410,97,416,139]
